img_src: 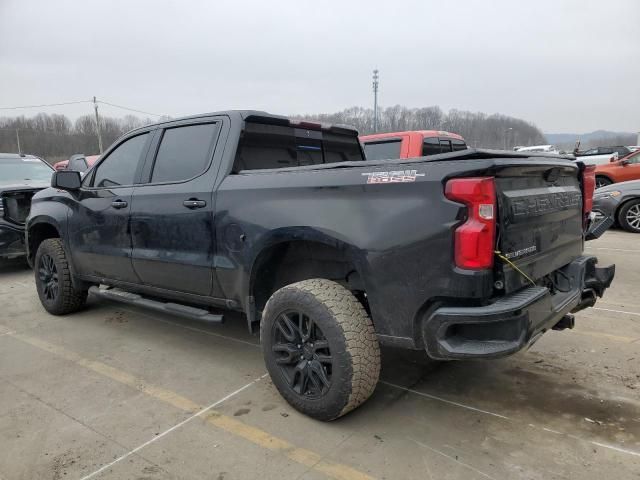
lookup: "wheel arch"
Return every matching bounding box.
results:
[27,217,62,266]
[616,195,640,227]
[595,174,614,187]
[247,232,367,331]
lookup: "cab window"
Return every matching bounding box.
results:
[422,137,440,156]
[451,139,467,151]
[150,123,219,183]
[363,139,402,160]
[92,133,150,188]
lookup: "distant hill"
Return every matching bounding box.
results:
[546,130,638,148]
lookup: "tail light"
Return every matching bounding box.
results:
[445,177,496,269]
[582,165,596,216]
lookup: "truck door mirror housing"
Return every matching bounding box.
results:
[52,170,82,190]
[621,160,630,166]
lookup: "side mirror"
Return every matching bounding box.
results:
[51,170,82,190]
[621,160,630,166]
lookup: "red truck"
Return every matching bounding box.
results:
[360,130,467,160]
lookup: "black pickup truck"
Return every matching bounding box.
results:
[26,111,614,420]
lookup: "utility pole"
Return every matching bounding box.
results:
[93,96,104,154]
[15,129,21,155]
[372,69,379,133]
[504,127,513,150]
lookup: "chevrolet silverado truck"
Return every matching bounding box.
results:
[26,111,614,421]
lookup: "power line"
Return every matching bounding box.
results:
[0,100,90,110]
[0,99,168,118]
[97,100,166,118]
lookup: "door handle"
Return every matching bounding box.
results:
[111,200,128,209]
[183,199,207,209]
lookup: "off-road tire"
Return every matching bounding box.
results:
[35,238,87,314]
[617,199,640,233]
[261,279,380,421]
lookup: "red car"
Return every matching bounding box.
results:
[360,130,467,160]
[594,149,640,188]
[55,154,100,173]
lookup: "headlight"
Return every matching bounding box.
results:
[595,191,621,199]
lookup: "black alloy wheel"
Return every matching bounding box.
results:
[38,253,59,301]
[272,310,333,398]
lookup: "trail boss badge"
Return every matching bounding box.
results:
[362,170,425,184]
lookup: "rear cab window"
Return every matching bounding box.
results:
[233,122,363,172]
[362,139,402,161]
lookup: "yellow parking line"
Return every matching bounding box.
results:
[9,332,374,480]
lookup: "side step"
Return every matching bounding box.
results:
[88,286,224,323]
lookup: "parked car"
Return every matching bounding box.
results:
[593,180,640,233]
[26,110,614,420]
[360,130,467,160]
[0,153,54,259]
[573,146,631,166]
[54,154,100,172]
[594,149,640,188]
[515,145,560,154]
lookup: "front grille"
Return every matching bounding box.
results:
[1,191,37,224]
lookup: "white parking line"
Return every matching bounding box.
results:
[410,438,499,480]
[380,380,510,419]
[593,306,640,317]
[79,374,267,480]
[383,381,640,459]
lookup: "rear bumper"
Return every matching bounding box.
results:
[0,222,26,259]
[422,256,615,360]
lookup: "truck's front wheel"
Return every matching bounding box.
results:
[261,279,380,421]
[35,238,87,315]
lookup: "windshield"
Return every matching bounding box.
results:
[0,158,53,186]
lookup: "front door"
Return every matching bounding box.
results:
[130,120,222,296]
[68,131,152,283]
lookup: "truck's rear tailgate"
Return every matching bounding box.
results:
[494,162,584,292]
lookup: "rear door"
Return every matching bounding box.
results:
[129,118,224,297]
[494,161,584,292]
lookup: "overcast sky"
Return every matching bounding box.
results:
[0,0,638,133]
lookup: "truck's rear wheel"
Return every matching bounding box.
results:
[35,238,87,315]
[261,279,380,421]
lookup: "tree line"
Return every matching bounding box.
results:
[295,105,547,149]
[0,113,157,164]
[0,106,586,164]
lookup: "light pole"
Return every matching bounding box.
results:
[504,127,513,150]
[372,69,379,133]
[93,96,104,154]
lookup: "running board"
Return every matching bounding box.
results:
[88,286,224,323]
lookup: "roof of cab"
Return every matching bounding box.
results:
[0,153,42,160]
[126,110,359,137]
[360,130,465,142]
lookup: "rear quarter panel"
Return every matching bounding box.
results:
[214,159,502,345]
